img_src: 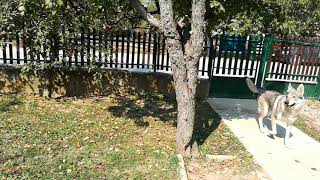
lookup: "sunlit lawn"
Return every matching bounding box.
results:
[0,93,258,179]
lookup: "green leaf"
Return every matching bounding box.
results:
[57,0,63,6]
[45,0,52,8]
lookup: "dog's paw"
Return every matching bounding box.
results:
[285,142,295,149]
[260,128,268,134]
[268,134,275,139]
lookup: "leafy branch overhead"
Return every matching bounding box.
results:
[129,0,320,36]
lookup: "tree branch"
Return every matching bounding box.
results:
[129,0,160,27]
[186,0,206,61]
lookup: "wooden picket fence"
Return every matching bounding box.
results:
[0,30,319,86]
[0,30,211,78]
[266,36,320,84]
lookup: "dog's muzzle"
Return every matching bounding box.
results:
[285,101,296,108]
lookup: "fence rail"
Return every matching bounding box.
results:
[0,30,319,84]
[0,30,212,78]
[266,36,320,84]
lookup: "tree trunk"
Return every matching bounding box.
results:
[130,0,206,157]
[173,59,199,157]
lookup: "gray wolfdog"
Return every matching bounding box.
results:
[246,78,305,146]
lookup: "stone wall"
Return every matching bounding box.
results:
[0,66,210,99]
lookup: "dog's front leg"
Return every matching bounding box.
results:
[285,123,293,147]
[258,116,267,133]
[270,116,277,139]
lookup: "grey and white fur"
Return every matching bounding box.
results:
[246,78,305,146]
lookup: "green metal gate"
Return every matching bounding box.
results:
[208,34,263,98]
[208,34,320,99]
[261,35,320,98]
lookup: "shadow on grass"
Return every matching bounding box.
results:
[107,93,222,145]
[107,93,177,128]
[0,97,22,112]
[194,102,222,146]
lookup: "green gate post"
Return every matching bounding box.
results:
[257,34,276,87]
[208,36,214,80]
[250,35,260,80]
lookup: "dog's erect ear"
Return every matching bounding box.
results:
[297,84,304,95]
[287,83,293,92]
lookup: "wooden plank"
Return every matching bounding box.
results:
[227,35,235,75]
[3,41,7,64]
[62,31,66,66]
[215,35,223,74]
[23,37,27,64]
[152,33,158,72]
[115,31,119,68]
[221,35,228,75]
[166,49,170,71]
[157,34,161,70]
[74,33,79,66]
[233,36,241,75]
[131,31,136,68]
[309,38,319,82]
[238,36,247,76]
[253,36,263,82]
[147,31,152,68]
[98,31,102,63]
[248,37,256,77]
[126,31,131,68]
[142,32,146,69]
[68,36,72,66]
[16,33,20,64]
[207,36,213,77]
[87,29,92,66]
[137,32,141,68]
[302,38,313,82]
[161,34,165,70]
[121,31,125,68]
[244,36,252,77]
[93,29,97,65]
[201,37,208,76]
[283,36,293,80]
[9,36,13,64]
[287,36,297,80]
[80,29,85,66]
[42,41,46,63]
[293,37,303,81]
[268,39,279,79]
[275,35,285,80]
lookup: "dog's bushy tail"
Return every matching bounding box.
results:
[245,78,260,94]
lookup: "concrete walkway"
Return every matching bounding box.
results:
[207,98,320,180]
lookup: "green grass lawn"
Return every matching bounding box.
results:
[0,93,258,179]
[294,100,320,143]
[295,119,320,142]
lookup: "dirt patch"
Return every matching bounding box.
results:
[300,100,320,132]
[186,158,269,180]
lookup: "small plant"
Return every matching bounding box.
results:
[88,62,104,84]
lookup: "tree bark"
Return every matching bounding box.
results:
[129,0,160,27]
[132,0,206,157]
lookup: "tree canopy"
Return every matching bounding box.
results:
[0,0,319,38]
[139,0,320,36]
[0,0,131,49]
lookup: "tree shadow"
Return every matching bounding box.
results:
[107,93,177,128]
[107,94,222,145]
[193,102,222,146]
[0,96,23,112]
